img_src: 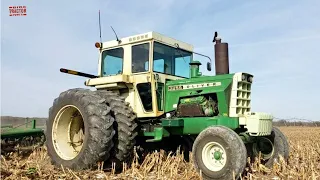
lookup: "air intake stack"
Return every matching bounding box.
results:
[213,32,229,75]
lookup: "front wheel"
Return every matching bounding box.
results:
[249,126,289,167]
[192,126,247,180]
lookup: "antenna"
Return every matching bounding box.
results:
[98,10,102,43]
[111,26,121,43]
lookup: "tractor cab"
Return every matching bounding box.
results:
[85,32,195,118]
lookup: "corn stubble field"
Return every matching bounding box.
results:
[1,126,320,180]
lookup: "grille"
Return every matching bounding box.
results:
[229,73,252,117]
[236,81,251,114]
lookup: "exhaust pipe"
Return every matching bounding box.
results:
[213,32,229,75]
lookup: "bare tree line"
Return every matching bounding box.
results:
[273,117,320,127]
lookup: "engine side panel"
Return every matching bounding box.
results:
[164,74,234,117]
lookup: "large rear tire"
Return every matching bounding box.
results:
[95,90,138,168]
[46,88,115,170]
[192,126,247,180]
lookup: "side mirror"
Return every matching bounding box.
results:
[207,62,212,71]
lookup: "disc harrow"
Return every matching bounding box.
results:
[1,119,45,155]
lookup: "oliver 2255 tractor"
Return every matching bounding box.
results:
[45,31,289,180]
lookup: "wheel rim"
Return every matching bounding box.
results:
[52,105,85,160]
[252,137,274,160]
[201,142,227,172]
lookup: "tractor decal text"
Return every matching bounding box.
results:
[9,6,27,16]
[168,82,221,91]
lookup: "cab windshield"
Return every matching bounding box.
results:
[153,42,192,78]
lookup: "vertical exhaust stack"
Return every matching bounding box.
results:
[213,32,229,75]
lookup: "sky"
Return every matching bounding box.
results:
[1,0,320,120]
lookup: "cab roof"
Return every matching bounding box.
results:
[101,31,194,52]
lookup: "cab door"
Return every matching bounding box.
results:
[151,73,184,116]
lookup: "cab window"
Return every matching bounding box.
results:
[153,42,192,78]
[132,43,150,73]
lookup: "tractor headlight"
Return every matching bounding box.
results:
[248,76,253,83]
[242,74,246,81]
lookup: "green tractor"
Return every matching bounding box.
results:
[45,31,289,179]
